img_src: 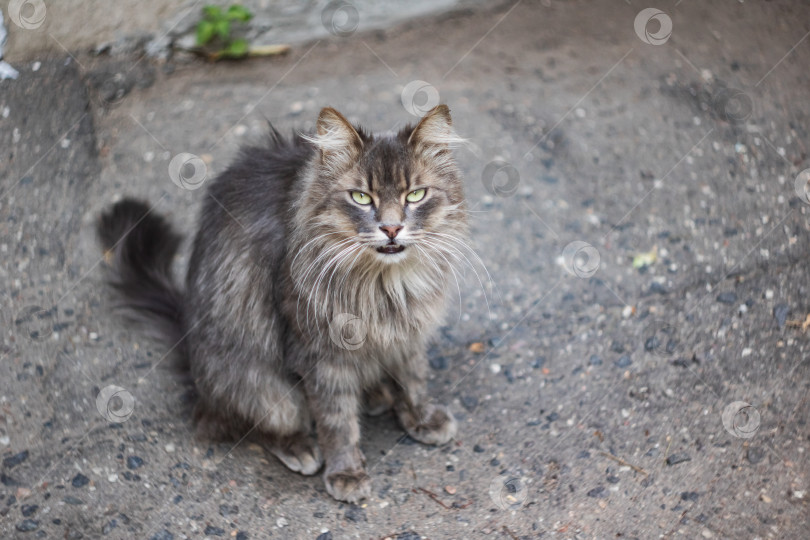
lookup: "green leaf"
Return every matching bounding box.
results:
[214,18,230,40]
[226,4,253,21]
[202,5,223,20]
[196,20,215,45]
[223,38,248,58]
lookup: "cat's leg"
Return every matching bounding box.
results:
[303,365,371,503]
[247,376,323,476]
[192,357,322,476]
[364,376,395,416]
[390,351,457,445]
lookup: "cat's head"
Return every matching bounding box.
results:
[299,105,468,268]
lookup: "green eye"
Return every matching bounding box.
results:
[351,191,372,205]
[406,188,426,203]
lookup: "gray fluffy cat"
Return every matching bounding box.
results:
[98,104,468,502]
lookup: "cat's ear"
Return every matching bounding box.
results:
[407,105,465,157]
[308,107,363,168]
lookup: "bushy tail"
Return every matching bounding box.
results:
[97,198,188,372]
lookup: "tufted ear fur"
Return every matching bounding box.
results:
[304,107,364,169]
[407,105,465,159]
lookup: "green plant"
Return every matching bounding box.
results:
[195,4,253,59]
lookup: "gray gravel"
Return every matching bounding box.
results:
[1,1,809,538]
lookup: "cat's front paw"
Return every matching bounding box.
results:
[267,433,323,476]
[401,403,457,445]
[324,468,371,503]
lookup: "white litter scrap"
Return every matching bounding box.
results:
[0,10,20,80]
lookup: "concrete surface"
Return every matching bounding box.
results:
[2,0,487,62]
[1,0,809,538]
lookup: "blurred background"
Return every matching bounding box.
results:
[1,1,809,538]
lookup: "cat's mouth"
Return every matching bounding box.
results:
[376,243,406,255]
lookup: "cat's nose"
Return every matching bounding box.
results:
[380,224,403,239]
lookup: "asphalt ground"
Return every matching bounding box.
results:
[1,1,809,538]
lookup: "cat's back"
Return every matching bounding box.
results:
[207,129,313,224]
[186,130,314,316]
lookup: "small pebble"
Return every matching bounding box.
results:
[316,533,333,540]
[444,485,456,495]
[16,519,39,532]
[614,355,632,368]
[203,526,225,536]
[586,486,607,498]
[102,519,118,534]
[716,291,737,304]
[164,443,175,453]
[649,282,667,295]
[3,450,29,469]
[276,517,288,527]
[126,456,145,469]
[681,491,699,501]
[489,363,501,374]
[71,473,89,488]
[460,395,478,412]
[746,446,765,464]
[20,504,38,517]
[343,505,366,522]
[773,304,789,330]
[666,453,691,466]
[531,357,546,369]
[473,444,485,453]
[429,356,448,370]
